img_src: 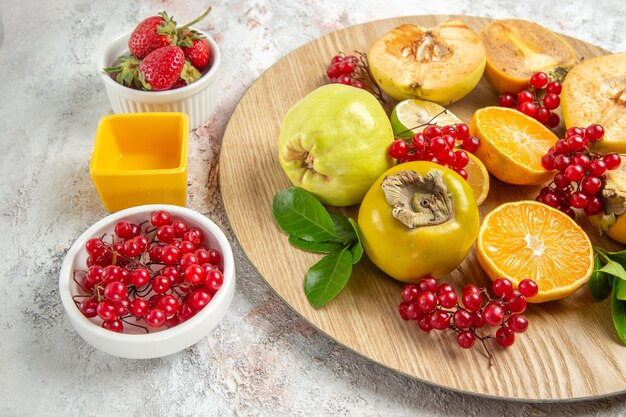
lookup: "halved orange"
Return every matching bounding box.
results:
[477,201,593,303]
[471,107,559,185]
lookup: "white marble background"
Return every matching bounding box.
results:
[0,0,625,415]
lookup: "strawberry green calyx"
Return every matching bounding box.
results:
[104,55,142,89]
[156,11,178,44]
[177,28,206,48]
[179,60,202,85]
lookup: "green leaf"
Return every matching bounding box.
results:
[272,188,342,243]
[598,260,626,282]
[348,242,363,264]
[304,248,353,308]
[611,281,626,344]
[287,236,343,254]
[329,213,357,243]
[604,249,626,265]
[348,218,363,245]
[616,278,626,301]
[588,254,612,301]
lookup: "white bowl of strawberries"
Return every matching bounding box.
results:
[58,205,235,359]
[99,7,221,130]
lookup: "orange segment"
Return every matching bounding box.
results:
[477,201,593,302]
[465,153,489,206]
[471,107,558,185]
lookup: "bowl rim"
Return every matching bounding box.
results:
[98,28,221,99]
[89,112,190,176]
[59,204,234,343]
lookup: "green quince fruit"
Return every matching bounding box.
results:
[278,84,394,207]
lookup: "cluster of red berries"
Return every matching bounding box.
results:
[497,71,562,128]
[325,52,384,101]
[73,210,224,333]
[537,124,621,218]
[398,275,537,362]
[388,123,480,180]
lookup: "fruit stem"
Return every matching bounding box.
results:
[475,333,495,367]
[178,6,212,30]
[72,270,89,294]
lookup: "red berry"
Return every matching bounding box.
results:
[79,298,99,318]
[417,276,438,293]
[546,81,562,95]
[438,290,458,309]
[151,210,171,227]
[85,238,105,258]
[517,90,534,103]
[139,46,186,91]
[457,330,476,349]
[184,228,204,247]
[161,265,181,284]
[543,192,559,208]
[581,176,602,195]
[145,308,167,328]
[462,136,480,153]
[554,139,569,154]
[205,269,224,291]
[453,150,469,169]
[585,124,604,142]
[536,107,551,124]
[518,101,538,118]
[541,153,555,171]
[553,154,572,172]
[122,239,142,258]
[566,135,585,151]
[442,134,456,150]
[156,225,175,243]
[456,168,468,180]
[338,61,355,75]
[547,112,560,128]
[207,249,222,265]
[429,310,450,330]
[492,278,514,297]
[584,196,604,215]
[185,264,206,285]
[508,314,529,333]
[564,164,585,182]
[542,93,560,110]
[389,140,409,159]
[417,316,433,332]
[161,245,181,265]
[453,309,474,328]
[114,221,133,239]
[171,220,188,237]
[338,75,352,85]
[495,326,515,347]
[326,63,341,78]
[483,303,506,326]
[573,154,591,170]
[102,319,124,333]
[566,127,584,138]
[428,137,447,154]
[104,281,127,302]
[152,275,171,294]
[530,72,548,88]
[157,295,180,316]
[190,288,212,310]
[604,153,621,170]
[102,265,123,283]
[506,291,527,313]
[456,123,470,140]
[570,191,589,209]
[129,298,149,317]
[498,93,516,108]
[423,125,443,139]
[472,311,485,328]
[149,245,162,262]
[331,55,344,64]
[518,279,539,298]
[461,291,483,311]
[181,38,211,71]
[588,160,607,177]
[97,300,118,321]
[417,292,437,312]
[180,253,200,271]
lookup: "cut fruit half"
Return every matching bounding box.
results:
[465,153,489,206]
[470,107,559,185]
[480,19,577,93]
[390,99,463,138]
[477,201,594,303]
[562,52,626,153]
[368,19,486,104]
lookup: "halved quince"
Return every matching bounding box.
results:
[368,19,486,105]
[562,52,626,153]
[480,19,576,93]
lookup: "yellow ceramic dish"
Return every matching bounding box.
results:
[90,112,189,212]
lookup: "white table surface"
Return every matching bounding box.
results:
[1,0,625,415]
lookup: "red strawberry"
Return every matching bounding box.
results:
[181,37,211,71]
[139,46,185,91]
[128,12,177,59]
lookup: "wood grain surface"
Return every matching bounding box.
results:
[219,15,626,401]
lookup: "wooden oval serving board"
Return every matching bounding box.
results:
[220,15,626,401]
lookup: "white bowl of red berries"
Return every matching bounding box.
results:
[99,7,221,130]
[59,205,235,359]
